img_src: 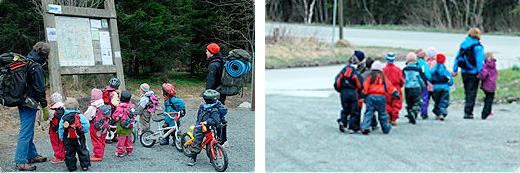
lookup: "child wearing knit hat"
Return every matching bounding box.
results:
[48,92,66,163]
[402,53,428,124]
[429,54,454,121]
[421,46,438,119]
[334,54,364,133]
[138,83,159,136]
[359,60,401,135]
[84,88,111,162]
[383,52,404,126]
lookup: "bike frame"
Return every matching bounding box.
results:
[151,112,180,140]
[185,125,220,159]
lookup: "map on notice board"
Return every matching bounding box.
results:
[55,16,95,66]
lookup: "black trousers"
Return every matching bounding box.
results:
[482,91,495,118]
[189,128,207,156]
[64,135,90,171]
[219,94,227,105]
[217,121,227,144]
[339,89,360,130]
[462,73,480,115]
[405,88,422,118]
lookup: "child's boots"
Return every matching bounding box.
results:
[160,136,169,145]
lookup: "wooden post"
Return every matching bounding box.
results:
[105,0,126,91]
[42,0,63,95]
[339,0,343,40]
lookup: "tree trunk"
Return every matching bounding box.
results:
[465,0,470,28]
[307,0,316,24]
[362,0,376,25]
[442,0,452,28]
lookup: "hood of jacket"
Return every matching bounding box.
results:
[201,100,222,111]
[141,91,155,97]
[90,99,105,108]
[50,101,65,109]
[64,109,81,115]
[484,59,496,69]
[119,102,135,108]
[27,50,45,64]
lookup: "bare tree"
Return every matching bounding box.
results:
[307,0,316,24]
[442,0,452,28]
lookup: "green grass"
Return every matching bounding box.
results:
[450,67,520,101]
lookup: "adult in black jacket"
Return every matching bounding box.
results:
[14,42,50,171]
[205,43,226,104]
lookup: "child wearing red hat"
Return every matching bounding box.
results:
[428,54,454,121]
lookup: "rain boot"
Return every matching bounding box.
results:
[187,156,197,166]
[160,136,169,145]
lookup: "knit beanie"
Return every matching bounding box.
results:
[50,92,63,105]
[386,52,396,63]
[426,46,437,58]
[406,52,417,62]
[354,50,365,62]
[436,54,446,63]
[120,90,132,102]
[65,98,79,110]
[91,88,102,101]
[140,83,150,93]
[206,43,220,54]
[371,60,384,71]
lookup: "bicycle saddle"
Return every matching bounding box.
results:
[152,117,165,122]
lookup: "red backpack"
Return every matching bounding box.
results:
[102,90,114,106]
[92,105,111,130]
[62,112,83,139]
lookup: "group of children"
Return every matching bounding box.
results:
[335,48,498,135]
[47,78,227,171]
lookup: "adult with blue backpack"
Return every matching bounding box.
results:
[452,27,485,119]
[0,42,51,171]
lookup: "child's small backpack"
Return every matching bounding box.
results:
[62,112,83,139]
[431,67,449,84]
[120,106,139,129]
[50,108,65,132]
[102,89,115,106]
[92,105,111,130]
[146,94,159,113]
[217,104,228,120]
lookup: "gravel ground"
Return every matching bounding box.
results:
[266,93,520,172]
[0,108,254,172]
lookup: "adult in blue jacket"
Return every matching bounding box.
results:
[452,28,485,119]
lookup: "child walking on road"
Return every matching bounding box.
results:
[382,52,404,125]
[477,52,498,120]
[402,53,428,124]
[429,54,454,121]
[360,61,400,135]
[334,55,363,133]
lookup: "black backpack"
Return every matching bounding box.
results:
[431,66,450,84]
[0,52,36,107]
[217,49,252,96]
[456,43,481,70]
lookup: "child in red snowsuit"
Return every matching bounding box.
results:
[48,92,65,163]
[84,89,111,162]
[382,52,404,125]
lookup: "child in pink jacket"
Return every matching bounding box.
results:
[84,89,111,162]
[48,92,66,163]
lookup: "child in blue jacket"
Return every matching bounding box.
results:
[429,54,454,121]
[161,83,186,145]
[58,98,91,171]
[402,53,428,124]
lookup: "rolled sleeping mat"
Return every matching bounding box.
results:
[226,60,251,77]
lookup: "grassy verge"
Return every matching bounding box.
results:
[266,38,414,69]
[303,23,520,36]
[450,67,520,102]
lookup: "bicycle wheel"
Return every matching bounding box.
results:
[140,130,156,147]
[207,143,228,172]
[173,130,183,152]
[181,132,193,157]
[131,131,137,144]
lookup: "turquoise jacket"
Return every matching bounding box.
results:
[452,36,485,74]
[164,96,185,126]
[417,58,431,80]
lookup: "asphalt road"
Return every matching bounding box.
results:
[265,93,520,172]
[266,22,520,70]
[0,109,254,172]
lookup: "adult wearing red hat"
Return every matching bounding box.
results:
[205,43,226,104]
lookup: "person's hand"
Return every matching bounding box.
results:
[201,121,207,125]
[43,106,50,121]
[451,71,458,77]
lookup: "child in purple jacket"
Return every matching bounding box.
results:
[477,52,498,120]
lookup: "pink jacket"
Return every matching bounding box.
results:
[426,57,437,91]
[84,99,105,121]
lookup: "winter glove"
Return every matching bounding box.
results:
[43,106,50,121]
